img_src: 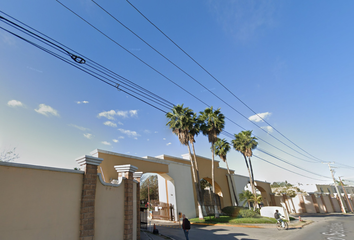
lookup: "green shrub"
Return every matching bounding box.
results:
[239,209,260,218]
[221,206,243,217]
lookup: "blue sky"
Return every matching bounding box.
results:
[1,0,354,189]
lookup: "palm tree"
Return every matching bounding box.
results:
[214,138,238,206]
[232,130,258,207]
[199,107,225,218]
[166,104,204,219]
[188,114,205,216]
[239,190,254,210]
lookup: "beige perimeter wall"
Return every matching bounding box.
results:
[95,174,125,240]
[0,163,83,240]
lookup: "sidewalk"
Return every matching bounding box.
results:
[140,230,172,240]
[150,217,312,229]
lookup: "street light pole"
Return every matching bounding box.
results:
[323,162,346,213]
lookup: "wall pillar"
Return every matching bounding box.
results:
[320,194,328,213]
[134,172,143,240]
[298,194,307,213]
[76,155,103,240]
[115,165,138,240]
[282,195,290,213]
[269,193,276,206]
[309,193,320,213]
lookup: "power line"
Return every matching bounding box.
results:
[125,0,322,162]
[0,12,174,112]
[0,11,337,182]
[57,0,321,163]
[256,148,330,178]
[253,155,327,181]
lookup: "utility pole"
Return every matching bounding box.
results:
[339,177,353,212]
[323,162,346,213]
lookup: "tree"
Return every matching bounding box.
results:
[166,104,204,219]
[213,138,238,206]
[238,190,254,210]
[188,113,205,217]
[140,175,159,203]
[199,107,225,218]
[232,130,258,207]
[0,147,19,162]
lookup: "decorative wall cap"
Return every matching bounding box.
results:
[76,155,103,166]
[114,164,138,173]
[133,172,143,178]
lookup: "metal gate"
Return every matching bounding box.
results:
[150,201,175,221]
[140,207,148,229]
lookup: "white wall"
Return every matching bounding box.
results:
[163,162,196,219]
[231,174,250,206]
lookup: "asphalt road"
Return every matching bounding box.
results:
[152,214,354,240]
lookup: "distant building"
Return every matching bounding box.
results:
[316,184,354,196]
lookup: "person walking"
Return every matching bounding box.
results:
[182,214,191,240]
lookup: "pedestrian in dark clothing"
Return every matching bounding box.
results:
[182,214,190,240]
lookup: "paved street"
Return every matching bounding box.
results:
[142,214,354,240]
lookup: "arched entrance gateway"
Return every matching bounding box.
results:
[92,149,273,219]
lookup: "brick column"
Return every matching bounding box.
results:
[76,155,103,240]
[115,165,138,240]
[134,172,143,240]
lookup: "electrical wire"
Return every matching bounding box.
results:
[56,0,321,163]
[253,155,327,181]
[0,11,338,181]
[256,148,330,178]
[125,0,322,162]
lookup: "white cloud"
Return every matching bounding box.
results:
[35,104,59,117]
[118,128,140,138]
[118,136,124,139]
[97,110,116,120]
[98,109,138,120]
[166,142,171,146]
[116,111,128,118]
[129,110,138,117]
[144,130,151,134]
[7,100,24,107]
[101,141,111,146]
[77,101,89,104]
[69,124,90,131]
[154,131,158,134]
[113,139,119,143]
[104,121,117,128]
[84,133,93,139]
[147,139,150,141]
[261,126,273,133]
[163,138,166,140]
[248,112,271,122]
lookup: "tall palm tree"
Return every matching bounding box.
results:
[232,130,258,207]
[214,138,238,206]
[199,107,225,218]
[166,104,204,219]
[188,114,204,216]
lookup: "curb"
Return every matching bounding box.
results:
[189,220,314,229]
